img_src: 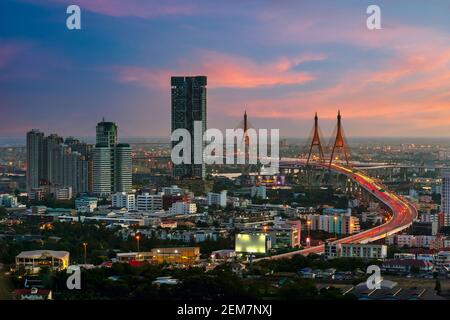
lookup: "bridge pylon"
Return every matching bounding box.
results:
[306,112,325,165]
[329,110,350,168]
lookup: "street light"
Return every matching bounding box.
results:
[135,234,141,252]
[334,216,338,239]
[82,242,88,265]
[306,220,311,247]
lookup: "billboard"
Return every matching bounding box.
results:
[235,232,270,254]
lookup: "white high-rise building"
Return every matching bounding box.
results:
[441,171,450,226]
[136,193,163,211]
[93,120,131,196]
[115,144,132,193]
[112,192,136,211]
[93,146,111,197]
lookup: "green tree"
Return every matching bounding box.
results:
[435,279,441,295]
[0,206,7,218]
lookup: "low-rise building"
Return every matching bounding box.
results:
[169,201,197,215]
[211,249,236,261]
[162,185,184,195]
[325,243,387,260]
[381,259,433,274]
[75,197,98,213]
[15,250,69,274]
[207,190,227,208]
[434,251,450,271]
[54,187,73,200]
[136,193,163,211]
[0,194,18,208]
[112,192,136,211]
[116,247,200,265]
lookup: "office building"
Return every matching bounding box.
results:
[441,171,450,224]
[171,76,207,179]
[75,197,98,213]
[112,192,136,211]
[93,146,112,197]
[169,201,197,215]
[26,129,45,191]
[26,130,90,196]
[162,185,184,195]
[44,134,64,184]
[136,193,163,211]
[54,187,73,200]
[93,120,132,196]
[94,120,117,195]
[207,190,227,207]
[307,211,360,236]
[115,144,132,193]
[325,243,387,260]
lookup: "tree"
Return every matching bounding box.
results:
[435,279,441,295]
[0,206,7,218]
[278,279,318,300]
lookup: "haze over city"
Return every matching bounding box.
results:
[1,0,450,138]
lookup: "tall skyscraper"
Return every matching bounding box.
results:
[115,144,132,193]
[441,171,450,225]
[26,130,91,195]
[44,134,64,184]
[93,146,112,197]
[171,76,207,179]
[94,120,118,196]
[96,120,117,189]
[65,137,94,193]
[26,129,45,191]
[93,119,132,196]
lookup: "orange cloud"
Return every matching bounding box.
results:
[112,50,320,89]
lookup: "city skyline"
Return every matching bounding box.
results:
[1,0,450,138]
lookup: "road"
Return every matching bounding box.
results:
[254,161,418,261]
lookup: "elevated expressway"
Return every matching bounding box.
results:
[254,159,418,261]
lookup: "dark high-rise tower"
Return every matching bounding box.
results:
[94,120,118,196]
[26,130,90,196]
[171,76,207,179]
[115,143,132,193]
[26,129,45,191]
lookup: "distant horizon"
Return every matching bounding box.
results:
[2,135,450,147]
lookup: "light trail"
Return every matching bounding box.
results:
[253,159,418,261]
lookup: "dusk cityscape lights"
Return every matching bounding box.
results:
[1,0,450,315]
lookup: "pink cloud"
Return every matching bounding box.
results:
[208,43,450,136]
[110,50,320,89]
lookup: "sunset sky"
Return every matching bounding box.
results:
[1,0,450,138]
